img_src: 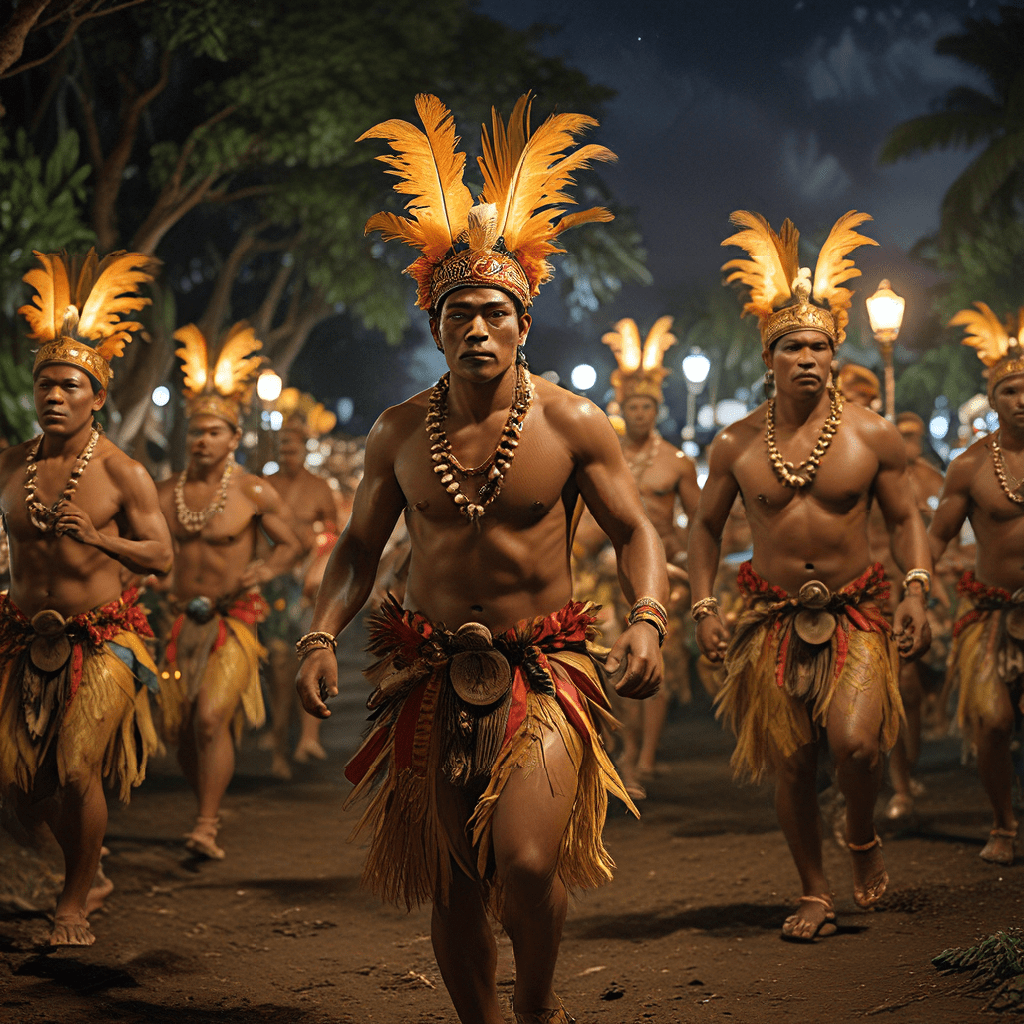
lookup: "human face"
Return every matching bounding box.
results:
[278,429,307,472]
[767,330,833,399]
[992,374,1024,432]
[622,396,658,441]
[33,364,105,436]
[898,423,924,460]
[842,381,878,409]
[187,414,239,469]
[430,288,530,383]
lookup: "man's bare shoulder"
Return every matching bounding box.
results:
[238,468,282,509]
[98,437,158,494]
[535,378,614,445]
[946,437,990,490]
[370,389,432,446]
[844,403,901,447]
[708,403,766,460]
[0,439,32,487]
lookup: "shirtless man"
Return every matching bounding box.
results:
[297,94,666,1024]
[690,210,931,942]
[0,250,171,945]
[263,413,338,777]
[928,304,1024,866]
[615,387,700,793]
[157,322,300,859]
[886,412,947,818]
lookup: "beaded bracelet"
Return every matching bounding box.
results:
[691,596,720,622]
[902,569,931,597]
[627,597,667,646]
[295,630,337,660]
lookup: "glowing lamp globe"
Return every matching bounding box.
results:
[256,369,283,402]
[866,280,905,344]
[682,350,711,386]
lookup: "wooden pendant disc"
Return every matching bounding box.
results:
[794,609,837,646]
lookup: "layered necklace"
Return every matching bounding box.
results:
[175,454,235,533]
[426,366,533,523]
[990,431,1024,505]
[765,386,843,489]
[625,433,661,484]
[24,423,101,533]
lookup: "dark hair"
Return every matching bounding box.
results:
[35,362,105,395]
[431,285,526,320]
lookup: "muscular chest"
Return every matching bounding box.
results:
[169,486,256,546]
[971,464,1024,527]
[395,413,574,528]
[1,460,119,543]
[734,427,875,517]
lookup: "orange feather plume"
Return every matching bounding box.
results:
[721,212,799,320]
[811,211,877,343]
[951,302,1013,368]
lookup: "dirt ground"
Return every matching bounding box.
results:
[1,641,1021,1024]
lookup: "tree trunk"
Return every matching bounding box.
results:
[0,0,51,80]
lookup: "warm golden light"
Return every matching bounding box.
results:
[256,369,282,402]
[866,279,905,342]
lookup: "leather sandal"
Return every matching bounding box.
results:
[980,826,1017,866]
[781,894,837,943]
[848,834,887,908]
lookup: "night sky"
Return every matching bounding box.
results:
[296,0,1002,431]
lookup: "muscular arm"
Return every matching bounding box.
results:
[566,400,667,696]
[676,451,702,522]
[246,478,302,582]
[872,421,932,577]
[688,429,740,662]
[927,454,974,564]
[297,413,407,717]
[59,455,173,575]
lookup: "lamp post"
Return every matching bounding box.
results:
[865,280,905,422]
[255,370,283,471]
[681,348,711,441]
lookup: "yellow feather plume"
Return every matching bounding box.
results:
[172,324,211,397]
[811,210,877,342]
[721,212,799,319]
[359,94,474,262]
[951,302,1012,368]
[478,95,616,294]
[18,249,157,361]
[603,318,643,373]
[641,315,677,372]
[212,321,263,396]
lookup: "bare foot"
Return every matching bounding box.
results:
[256,731,275,751]
[885,792,914,821]
[848,834,888,908]
[513,996,575,1023]
[293,738,327,763]
[781,894,837,943]
[270,753,292,780]
[85,865,114,915]
[184,816,225,860]
[49,912,95,947]
[980,827,1016,866]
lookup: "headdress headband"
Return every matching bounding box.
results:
[951,302,1024,399]
[359,93,616,310]
[602,316,676,405]
[174,321,263,427]
[20,248,159,389]
[721,210,877,352]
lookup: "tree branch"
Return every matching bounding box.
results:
[0,0,51,81]
[254,258,295,337]
[198,226,265,338]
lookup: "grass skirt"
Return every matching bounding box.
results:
[344,597,637,909]
[715,562,902,782]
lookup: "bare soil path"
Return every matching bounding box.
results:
[1,649,1019,1024]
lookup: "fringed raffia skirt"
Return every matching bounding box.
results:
[0,589,160,803]
[946,573,1024,733]
[158,591,267,747]
[714,562,902,782]
[343,597,638,910]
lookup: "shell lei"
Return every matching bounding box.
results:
[425,366,533,523]
[24,424,101,533]
[765,386,843,488]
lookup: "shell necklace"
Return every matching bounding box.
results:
[765,386,843,488]
[24,423,101,533]
[990,431,1024,505]
[625,433,661,483]
[175,454,235,533]
[426,366,533,523]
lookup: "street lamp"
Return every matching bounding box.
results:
[865,279,905,422]
[256,369,283,402]
[681,348,711,441]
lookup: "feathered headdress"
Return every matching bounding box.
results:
[837,362,881,405]
[602,316,676,404]
[721,211,877,352]
[174,321,263,427]
[20,248,159,389]
[275,387,337,439]
[359,92,615,311]
[950,302,1024,398]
